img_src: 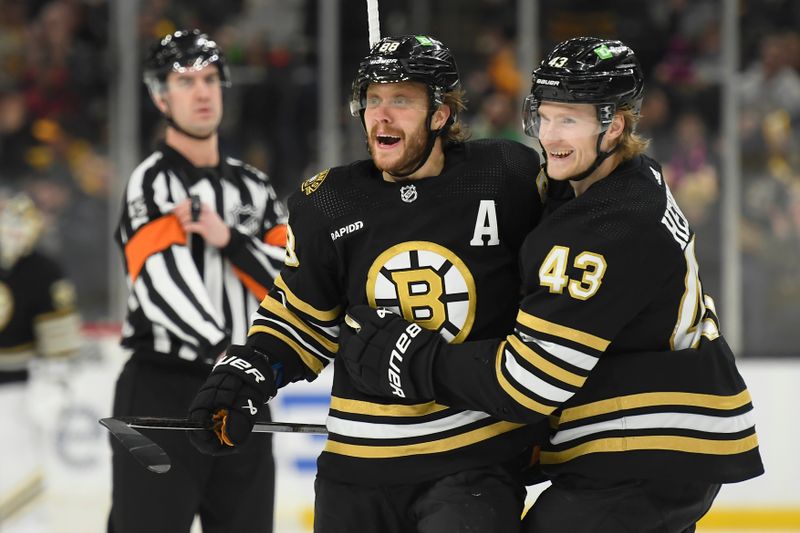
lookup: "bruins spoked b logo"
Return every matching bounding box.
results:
[366,241,476,343]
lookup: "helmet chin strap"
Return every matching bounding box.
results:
[361,88,450,180]
[543,131,618,182]
[165,116,215,141]
[157,97,215,140]
[385,111,443,179]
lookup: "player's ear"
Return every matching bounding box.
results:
[151,91,169,115]
[605,112,625,142]
[431,103,451,131]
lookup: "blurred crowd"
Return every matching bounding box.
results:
[0,0,798,355]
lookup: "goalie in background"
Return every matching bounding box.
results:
[0,190,82,524]
[108,29,286,533]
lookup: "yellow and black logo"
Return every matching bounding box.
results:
[366,241,476,343]
[301,169,330,196]
[51,279,77,310]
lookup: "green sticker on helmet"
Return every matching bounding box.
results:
[594,44,614,60]
[415,36,434,46]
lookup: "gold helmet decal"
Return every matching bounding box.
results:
[366,241,476,343]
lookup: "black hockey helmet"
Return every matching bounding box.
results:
[349,34,460,126]
[522,37,644,137]
[143,29,231,94]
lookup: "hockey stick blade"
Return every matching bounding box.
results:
[99,417,328,474]
[100,417,172,474]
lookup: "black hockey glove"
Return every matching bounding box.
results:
[188,344,277,455]
[339,305,443,402]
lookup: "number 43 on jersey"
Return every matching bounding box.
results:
[538,246,607,300]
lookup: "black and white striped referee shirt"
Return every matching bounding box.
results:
[116,142,286,364]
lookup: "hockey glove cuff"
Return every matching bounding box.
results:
[188,345,277,455]
[339,305,442,402]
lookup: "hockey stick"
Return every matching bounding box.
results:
[366,0,381,47]
[100,416,327,474]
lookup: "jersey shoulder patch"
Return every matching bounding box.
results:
[301,168,330,195]
[288,164,370,228]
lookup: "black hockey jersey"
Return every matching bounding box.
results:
[116,142,286,364]
[248,139,548,484]
[0,251,81,383]
[429,154,764,483]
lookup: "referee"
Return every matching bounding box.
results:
[108,29,286,533]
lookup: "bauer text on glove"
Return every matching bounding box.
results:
[339,305,442,402]
[188,344,277,454]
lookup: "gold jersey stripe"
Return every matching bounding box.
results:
[330,396,449,417]
[323,420,525,458]
[495,342,558,416]
[540,433,759,464]
[256,297,338,354]
[540,433,758,464]
[516,310,610,352]
[0,342,35,355]
[273,275,341,323]
[248,325,325,375]
[557,389,753,425]
[507,334,587,388]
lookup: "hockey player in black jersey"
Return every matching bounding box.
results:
[109,30,286,533]
[339,37,764,532]
[0,191,81,520]
[188,35,556,532]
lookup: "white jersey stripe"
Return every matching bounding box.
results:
[504,348,575,403]
[521,333,599,371]
[326,409,492,439]
[550,409,757,445]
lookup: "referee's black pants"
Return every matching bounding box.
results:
[107,353,275,533]
[523,474,721,533]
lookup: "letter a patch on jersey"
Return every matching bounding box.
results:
[470,200,500,246]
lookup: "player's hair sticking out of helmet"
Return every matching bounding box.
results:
[143,29,230,140]
[441,87,469,144]
[615,107,650,162]
[350,35,467,177]
[522,36,647,181]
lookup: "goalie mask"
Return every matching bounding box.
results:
[350,35,461,177]
[522,37,644,181]
[0,192,44,271]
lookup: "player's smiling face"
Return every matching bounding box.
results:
[536,102,606,180]
[363,81,432,176]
